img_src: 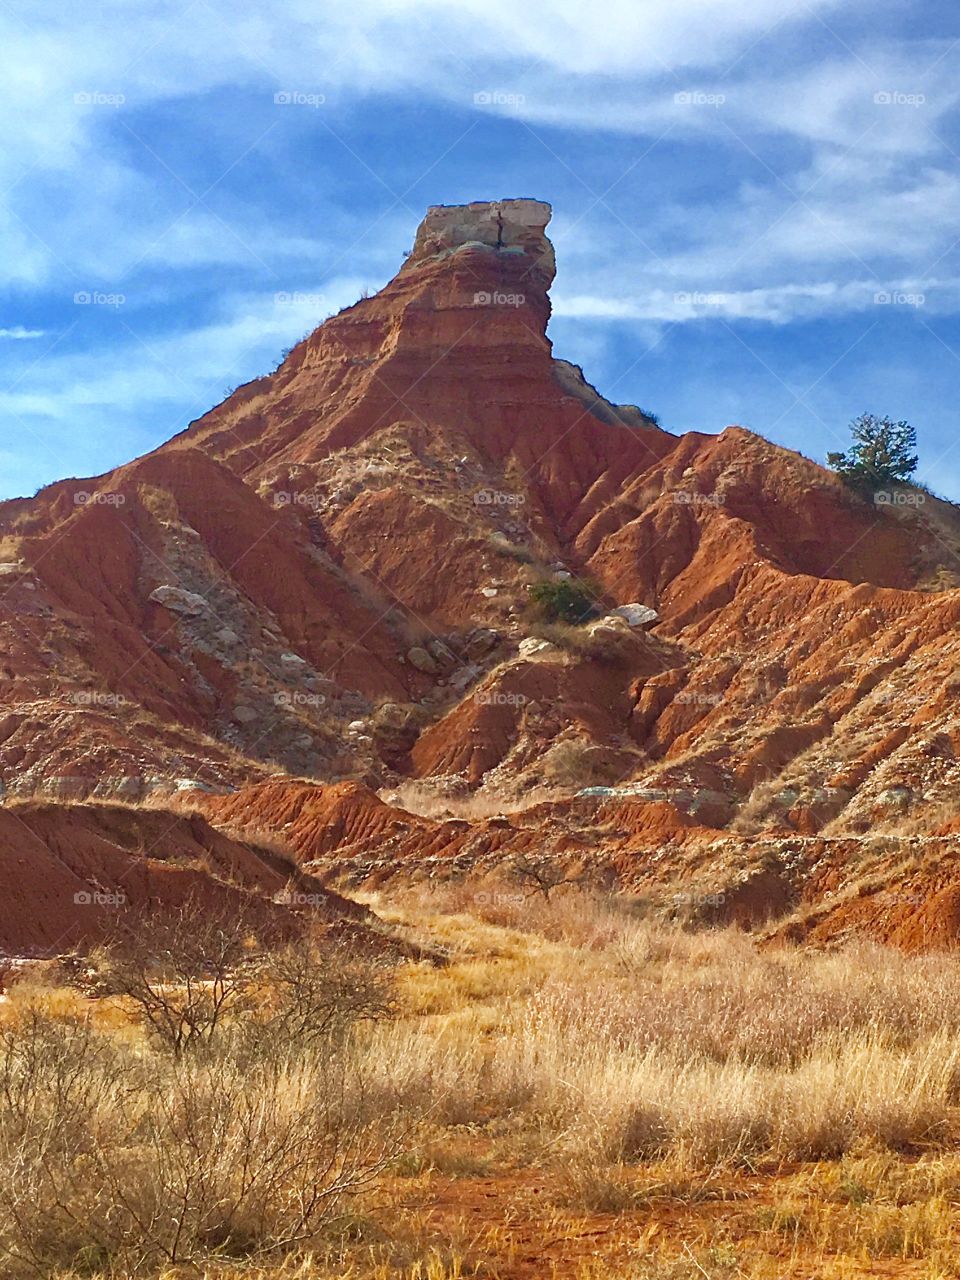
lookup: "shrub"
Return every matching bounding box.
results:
[528,578,600,625]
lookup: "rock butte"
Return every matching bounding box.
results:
[2,196,960,951]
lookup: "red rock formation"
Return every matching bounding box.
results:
[1,196,960,950]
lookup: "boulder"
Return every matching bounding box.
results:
[610,603,659,628]
[149,585,208,617]
[518,636,555,657]
[407,646,439,674]
[426,639,457,670]
[464,627,498,658]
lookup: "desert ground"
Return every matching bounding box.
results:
[4,883,960,1280]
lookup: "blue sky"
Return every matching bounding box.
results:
[1,0,959,499]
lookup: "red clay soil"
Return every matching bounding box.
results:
[0,800,367,957]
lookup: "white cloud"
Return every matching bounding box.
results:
[0,0,954,303]
[0,326,45,339]
[0,279,366,423]
[555,277,954,325]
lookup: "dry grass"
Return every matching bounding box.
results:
[8,889,960,1277]
[363,888,960,1169]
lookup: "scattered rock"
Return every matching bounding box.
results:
[448,663,482,693]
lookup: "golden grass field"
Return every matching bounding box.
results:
[4,886,960,1278]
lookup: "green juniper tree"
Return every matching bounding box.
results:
[827,413,918,491]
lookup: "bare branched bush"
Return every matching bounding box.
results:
[509,852,580,901]
[253,941,393,1051]
[89,899,263,1056]
[0,919,403,1276]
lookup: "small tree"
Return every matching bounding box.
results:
[827,413,918,491]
